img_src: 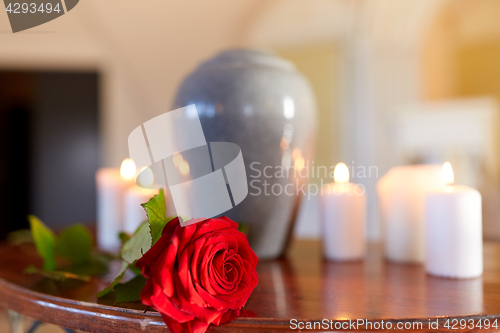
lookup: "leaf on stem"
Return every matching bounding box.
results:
[24,265,90,282]
[141,189,167,245]
[121,222,152,265]
[96,261,129,298]
[28,215,56,271]
[114,275,147,303]
[56,224,92,263]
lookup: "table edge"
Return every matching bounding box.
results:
[2,277,500,332]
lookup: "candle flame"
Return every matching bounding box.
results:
[283,96,295,119]
[179,160,190,176]
[120,158,136,180]
[292,148,301,159]
[334,162,349,184]
[442,162,454,186]
[173,153,183,167]
[294,156,305,171]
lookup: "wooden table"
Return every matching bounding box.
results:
[1,239,500,332]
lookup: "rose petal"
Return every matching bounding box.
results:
[152,234,179,297]
[161,216,180,236]
[199,244,223,295]
[217,216,240,230]
[191,219,234,241]
[162,313,210,333]
[219,309,240,324]
[177,243,206,307]
[190,237,207,286]
[150,283,194,323]
[177,223,197,254]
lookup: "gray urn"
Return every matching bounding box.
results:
[173,49,317,259]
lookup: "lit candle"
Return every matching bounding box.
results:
[123,167,158,234]
[320,163,366,261]
[95,159,135,251]
[123,186,158,234]
[424,162,483,278]
[377,165,442,263]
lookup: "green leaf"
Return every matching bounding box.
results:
[96,261,129,298]
[128,263,143,276]
[114,275,147,303]
[141,189,166,245]
[119,232,130,244]
[28,215,56,271]
[7,229,33,245]
[24,265,90,282]
[121,222,152,265]
[65,258,109,277]
[56,224,92,264]
[237,222,250,235]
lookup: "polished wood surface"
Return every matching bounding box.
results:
[1,239,500,332]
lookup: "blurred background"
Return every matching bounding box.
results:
[1,0,500,242]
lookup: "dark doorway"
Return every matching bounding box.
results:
[0,71,100,238]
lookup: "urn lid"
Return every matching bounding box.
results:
[197,49,295,72]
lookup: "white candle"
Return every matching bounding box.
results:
[321,163,366,261]
[425,162,483,278]
[377,165,442,263]
[96,159,135,251]
[124,185,158,234]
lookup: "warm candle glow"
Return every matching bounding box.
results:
[442,162,454,186]
[292,148,301,159]
[334,162,349,184]
[294,156,305,171]
[179,160,190,176]
[173,153,183,167]
[120,158,136,180]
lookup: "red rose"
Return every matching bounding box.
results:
[136,216,259,333]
